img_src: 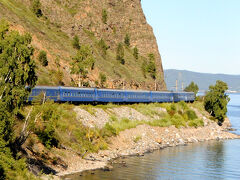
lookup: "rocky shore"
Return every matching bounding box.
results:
[48,105,240,178]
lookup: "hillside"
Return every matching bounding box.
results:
[0,0,166,90]
[164,69,240,92]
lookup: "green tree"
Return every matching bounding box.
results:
[99,73,107,88]
[32,0,43,17]
[102,9,108,24]
[204,80,230,126]
[98,38,109,57]
[0,19,37,179]
[184,81,199,97]
[147,53,156,79]
[124,33,130,47]
[116,43,125,64]
[72,35,80,50]
[38,50,48,66]
[133,46,139,60]
[70,45,95,87]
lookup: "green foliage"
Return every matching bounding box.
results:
[50,69,64,86]
[102,9,108,24]
[105,118,145,135]
[141,59,148,78]
[72,35,80,50]
[0,19,37,179]
[124,33,130,47]
[0,19,37,113]
[184,81,199,97]
[38,50,48,66]
[32,101,60,149]
[131,103,165,118]
[98,38,109,57]
[147,53,156,79]
[70,45,95,86]
[185,109,197,120]
[32,0,43,17]
[99,73,107,88]
[204,80,230,125]
[133,46,139,60]
[188,119,204,128]
[134,135,142,143]
[0,19,9,39]
[167,103,177,116]
[116,43,125,64]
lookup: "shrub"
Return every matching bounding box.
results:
[171,114,186,128]
[141,60,148,78]
[38,50,48,66]
[33,101,60,149]
[116,43,125,64]
[147,53,156,79]
[167,103,177,116]
[98,38,108,56]
[72,35,80,50]
[185,109,197,120]
[148,118,172,127]
[102,9,108,24]
[188,119,204,128]
[134,136,142,143]
[124,33,130,47]
[32,0,43,17]
[99,73,107,87]
[133,46,139,60]
[101,123,117,137]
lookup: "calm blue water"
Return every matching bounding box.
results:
[64,94,240,180]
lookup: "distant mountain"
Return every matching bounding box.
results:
[164,69,240,92]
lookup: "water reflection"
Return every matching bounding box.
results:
[64,140,240,180]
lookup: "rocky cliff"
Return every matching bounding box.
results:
[0,0,166,90]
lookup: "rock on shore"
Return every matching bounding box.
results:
[54,105,239,177]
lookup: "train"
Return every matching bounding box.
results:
[27,86,195,103]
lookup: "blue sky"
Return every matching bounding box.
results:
[142,0,240,75]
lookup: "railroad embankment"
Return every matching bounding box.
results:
[24,101,238,179]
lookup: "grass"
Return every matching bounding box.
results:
[133,135,142,143]
[130,103,165,118]
[20,101,205,160]
[79,104,96,116]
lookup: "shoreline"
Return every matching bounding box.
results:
[55,115,240,178]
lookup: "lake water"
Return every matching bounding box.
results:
[64,94,240,180]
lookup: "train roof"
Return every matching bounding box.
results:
[33,86,59,89]
[32,86,194,94]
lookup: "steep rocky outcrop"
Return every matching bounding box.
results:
[0,0,166,90]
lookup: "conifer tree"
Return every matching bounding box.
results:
[133,46,139,60]
[32,0,43,17]
[116,43,125,64]
[38,50,48,66]
[124,34,130,47]
[72,35,80,50]
[102,9,108,24]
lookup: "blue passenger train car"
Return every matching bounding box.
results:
[151,91,174,102]
[28,86,60,102]
[27,86,195,103]
[97,89,125,102]
[125,90,151,103]
[60,87,95,102]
